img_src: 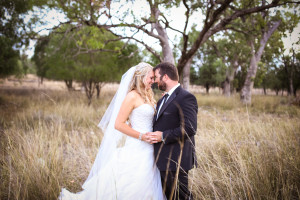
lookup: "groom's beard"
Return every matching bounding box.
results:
[158,80,167,91]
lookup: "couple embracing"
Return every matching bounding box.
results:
[59,62,198,200]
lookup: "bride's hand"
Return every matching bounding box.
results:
[142,133,153,144]
[149,131,162,143]
[144,131,162,144]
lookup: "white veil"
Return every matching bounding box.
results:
[82,65,138,187]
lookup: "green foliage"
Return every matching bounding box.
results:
[190,66,199,85]
[280,51,300,94]
[262,66,283,94]
[142,50,161,67]
[260,49,300,95]
[0,0,25,77]
[197,55,226,91]
[0,40,36,78]
[0,0,49,77]
[118,44,142,75]
[235,68,247,92]
[33,25,142,85]
[254,62,267,87]
[32,36,50,79]
[20,54,36,74]
[0,36,19,78]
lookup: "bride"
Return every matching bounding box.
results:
[59,62,165,200]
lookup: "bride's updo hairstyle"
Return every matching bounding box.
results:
[129,62,156,107]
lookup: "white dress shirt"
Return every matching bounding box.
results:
[156,83,180,118]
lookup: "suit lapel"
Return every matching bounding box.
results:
[153,98,164,123]
[156,86,181,121]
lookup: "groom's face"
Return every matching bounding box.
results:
[154,69,167,91]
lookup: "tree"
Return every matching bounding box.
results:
[32,36,50,84]
[0,0,48,77]
[1,0,26,77]
[262,65,282,95]
[190,66,200,85]
[239,1,299,104]
[0,36,20,78]
[30,0,299,91]
[33,25,141,105]
[240,21,281,103]
[197,49,226,94]
[281,48,300,96]
[205,33,250,96]
[254,62,268,94]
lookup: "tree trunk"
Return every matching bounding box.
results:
[95,82,104,99]
[223,78,230,96]
[240,48,256,104]
[205,84,210,94]
[149,1,281,91]
[223,58,239,97]
[263,86,267,95]
[151,6,175,65]
[39,77,43,86]
[181,58,192,91]
[283,59,294,96]
[83,80,96,106]
[288,65,294,96]
[96,83,100,99]
[64,80,73,91]
[240,20,281,104]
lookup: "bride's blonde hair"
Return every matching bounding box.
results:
[129,62,156,107]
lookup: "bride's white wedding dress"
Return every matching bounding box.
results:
[59,104,165,200]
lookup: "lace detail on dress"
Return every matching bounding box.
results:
[129,104,154,133]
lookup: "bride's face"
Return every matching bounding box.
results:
[144,70,155,89]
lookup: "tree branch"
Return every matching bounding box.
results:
[182,0,190,35]
[73,48,117,57]
[210,0,283,36]
[178,0,291,73]
[160,19,185,35]
[178,0,233,73]
[103,29,162,61]
[181,0,191,58]
[210,38,225,63]
[223,26,249,35]
[103,22,163,40]
[124,37,162,62]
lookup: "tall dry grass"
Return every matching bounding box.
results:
[0,89,299,199]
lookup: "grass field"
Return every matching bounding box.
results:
[0,88,299,200]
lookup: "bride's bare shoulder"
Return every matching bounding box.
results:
[126,90,143,104]
[127,90,140,98]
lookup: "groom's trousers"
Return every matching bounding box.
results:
[160,169,193,200]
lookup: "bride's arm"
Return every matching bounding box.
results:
[115,91,146,141]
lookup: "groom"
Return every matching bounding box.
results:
[147,62,198,200]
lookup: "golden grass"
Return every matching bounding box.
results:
[0,89,299,199]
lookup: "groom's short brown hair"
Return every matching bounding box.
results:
[154,62,179,81]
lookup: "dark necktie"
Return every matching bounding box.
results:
[161,93,169,108]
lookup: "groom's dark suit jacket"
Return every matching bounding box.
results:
[153,86,198,171]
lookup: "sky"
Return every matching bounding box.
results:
[23,1,299,58]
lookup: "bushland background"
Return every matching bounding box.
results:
[1,0,300,199]
[1,76,299,199]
